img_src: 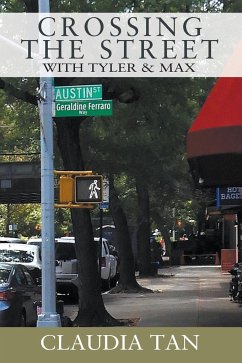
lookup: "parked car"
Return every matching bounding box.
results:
[0,243,41,270]
[0,243,42,282]
[94,225,118,250]
[0,237,23,244]
[55,237,118,295]
[0,262,41,326]
[26,237,42,249]
[95,237,118,290]
[27,236,118,297]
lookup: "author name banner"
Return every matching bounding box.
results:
[0,327,242,363]
[1,13,242,77]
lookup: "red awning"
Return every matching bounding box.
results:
[186,78,242,186]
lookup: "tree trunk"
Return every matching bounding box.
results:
[55,118,119,326]
[136,179,152,277]
[109,176,151,293]
[71,208,118,326]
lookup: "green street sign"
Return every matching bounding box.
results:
[54,84,102,101]
[53,100,113,117]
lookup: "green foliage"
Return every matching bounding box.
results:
[0,0,232,13]
[0,80,39,162]
[0,204,73,238]
[0,0,232,237]
[54,208,72,236]
[0,0,25,12]
[78,76,214,232]
[0,204,41,237]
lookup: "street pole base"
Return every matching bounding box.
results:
[37,313,61,327]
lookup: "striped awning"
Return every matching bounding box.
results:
[186,78,242,187]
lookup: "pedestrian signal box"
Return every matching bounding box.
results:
[75,175,103,203]
[55,171,103,208]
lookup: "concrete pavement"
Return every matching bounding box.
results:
[64,265,242,326]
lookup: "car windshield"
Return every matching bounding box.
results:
[0,267,11,284]
[0,250,34,263]
[55,243,76,260]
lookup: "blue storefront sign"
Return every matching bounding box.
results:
[216,187,242,208]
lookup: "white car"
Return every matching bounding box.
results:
[54,237,118,295]
[0,243,42,279]
[0,237,24,244]
[27,236,118,297]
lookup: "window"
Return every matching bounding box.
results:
[0,268,11,284]
[15,268,27,285]
[103,241,109,255]
[55,243,76,261]
[0,250,34,264]
[23,268,35,286]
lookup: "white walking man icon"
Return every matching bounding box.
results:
[89,179,101,199]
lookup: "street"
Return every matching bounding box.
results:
[64,265,242,327]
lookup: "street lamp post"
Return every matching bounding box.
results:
[37,0,60,327]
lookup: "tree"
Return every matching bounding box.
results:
[109,175,151,292]
[54,116,121,325]
[136,178,152,276]
[80,78,195,275]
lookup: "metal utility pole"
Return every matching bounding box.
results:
[37,0,60,327]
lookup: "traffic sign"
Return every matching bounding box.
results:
[54,85,102,101]
[102,177,109,203]
[53,100,113,117]
[100,202,109,209]
[217,187,242,207]
[75,175,103,203]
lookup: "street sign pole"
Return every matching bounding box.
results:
[99,208,103,278]
[37,0,60,327]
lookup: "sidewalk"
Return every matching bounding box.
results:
[64,265,242,326]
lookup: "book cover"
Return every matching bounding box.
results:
[0,3,241,363]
